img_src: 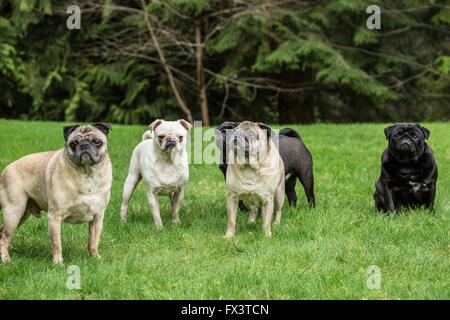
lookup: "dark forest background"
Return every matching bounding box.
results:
[0,0,449,126]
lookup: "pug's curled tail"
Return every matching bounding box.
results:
[142,130,153,141]
[279,128,302,141]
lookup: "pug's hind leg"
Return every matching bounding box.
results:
[120,172,141,221]
[298,170,315,208]
[285,174,297,207]
[374,180,387,212]
[170,189,184,224]
[0,198,29,263]
[7,211,31,250]
[238,200,248,212]
[274,182,285,225]
[248,206,258,223]
[1,203,27,263]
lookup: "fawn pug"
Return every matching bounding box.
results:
[223,121,285,238]
[0,123,113,264]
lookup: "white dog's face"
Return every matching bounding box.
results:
[149,119,192,152]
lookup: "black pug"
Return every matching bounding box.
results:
[215,122,315,210]
[374,123,438,212]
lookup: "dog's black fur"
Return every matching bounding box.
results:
[278,128,315,207]
[215,122,315,210]
[374,123,438,212]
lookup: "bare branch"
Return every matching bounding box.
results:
[330,44,450,80]
[139,0,193,123]
[204,69,317,93]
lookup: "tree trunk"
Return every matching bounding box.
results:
[278,69,315,124]
[140,0,193,124]
[278,92,314,124]
[195,19,210,126]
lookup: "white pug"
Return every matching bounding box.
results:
[120,119,192,227]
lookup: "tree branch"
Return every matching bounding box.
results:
[139,0,193,123]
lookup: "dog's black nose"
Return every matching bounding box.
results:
[400,143,409,151]
[234,136,238,142]
[79,141,91,151]
[165,138,177,150]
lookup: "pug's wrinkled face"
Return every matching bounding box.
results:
[229,121,271,162]
[149,119,192,152]
[384,123,430,163]
[64,124,112,166]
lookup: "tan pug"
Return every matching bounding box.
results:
[0,123,112,264]
[224,121,285,238]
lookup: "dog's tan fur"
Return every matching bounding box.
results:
[225,121,285,238]
[0,125,112,264]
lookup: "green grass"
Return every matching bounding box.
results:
[0,119,448,300]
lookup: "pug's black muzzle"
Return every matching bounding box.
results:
[399,142,410,153]
[232,134,250,154]
[390,137,420,161]
[164,138,177,150]
[74,141,99,163]
[79,141,92,152]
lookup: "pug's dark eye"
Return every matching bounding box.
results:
[93,138,103,147]
[70,140,78,149]
[158,135,165,141]
[179,136,183,142]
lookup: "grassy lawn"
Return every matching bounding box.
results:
[0,119,448,300]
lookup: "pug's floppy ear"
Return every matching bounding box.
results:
[384,125,395,140]
[258,123,273,138]
[215,121,238,140]
[177,119,192,132]
[415,124,430,140]
[215,122,238,149]
[63,125,80,141]
[217,121,238,133]
[149,119,164,132]
[92,123,113,137]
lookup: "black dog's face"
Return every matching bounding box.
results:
[384,123,430,163]
[63,123,112,166]
[215,121,238,156]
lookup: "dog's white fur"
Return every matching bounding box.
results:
[142,130,153,141]
[224,122,285,238]
[120,119,191,227]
